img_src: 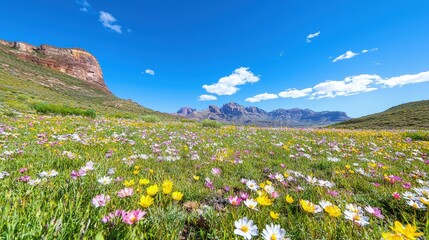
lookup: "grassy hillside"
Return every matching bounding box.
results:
[332,100,429,129]
[0,44,175,120]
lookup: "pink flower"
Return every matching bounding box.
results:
[117,188,134,198]
[228,196,242,206]
[211,168,222,176]
[239,192,249,200]
[328,190,339,197]
[402,182,411,189]
[364,206,384,219]
[91,194,110,208]
[122,209,146,225]
[392,192,401,199]
[270,191,280,199]
[372,183,381,187]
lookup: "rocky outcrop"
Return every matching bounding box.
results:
[0,40,109,94]
[176,102,351,127]
[177,107,196,115]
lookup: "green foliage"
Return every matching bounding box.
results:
[33,102,96,118]
[141,115,161,123]
[404,131,429,141]
[201,119,223,128]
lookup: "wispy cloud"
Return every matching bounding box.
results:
[306,31,320,43]
[279,50,286,57]
[245,93,278,103]
[77,0,91,12]
[198,94,217,101]
[245,70,429,102]
[144,69,155,76]
[202,67,259,96]
[278,88,313,98]
[333,48,378,62]
[332,51,359,62]
[99,11,122,33]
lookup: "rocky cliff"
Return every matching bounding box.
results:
[0,40,109,94]
[176,102,351,127]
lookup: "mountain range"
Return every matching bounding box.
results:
[176,102,351,127]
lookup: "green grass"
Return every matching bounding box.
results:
[0,114,428,239]
[332,100,429,130]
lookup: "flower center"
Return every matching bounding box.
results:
[240,225,249,233]
[270,234,277,240]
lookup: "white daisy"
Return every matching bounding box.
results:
[233,217,258,240]
[261,223,286,240]
[98,176,112,185]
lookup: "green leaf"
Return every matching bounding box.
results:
[95,231,104,240]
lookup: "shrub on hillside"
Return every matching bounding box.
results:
[33,102,96,118]
[201,119,222,128]
[141,115,161,123]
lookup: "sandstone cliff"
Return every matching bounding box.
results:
[0,40,110,94]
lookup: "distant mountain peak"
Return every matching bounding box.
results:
[175,103,351,127]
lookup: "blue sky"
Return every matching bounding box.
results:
[1,0,429,117]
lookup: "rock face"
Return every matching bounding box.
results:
[176,102,351,127]
[0,40,109,94]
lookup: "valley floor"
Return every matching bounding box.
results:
[0,114,428,239]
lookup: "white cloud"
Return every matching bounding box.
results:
[99,11,122,33]
[198,94,217,101]
[379,70,429,88]
[144,69,155,75]
[332,51,359,62]
[278,88,313,98]
[312,74,380,98]
[202,67,259,95]
[306,31,320,43]
[245,93,278,103]
[279,51,285,57]
[77,0,90,12]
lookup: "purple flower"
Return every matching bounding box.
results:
[205,177,214,190]
[328,190,339,197]
[91,194,110,208]
[19,168,28,173]
[239,192,249,200]
[18,176,31,182]
[228,196,242,206]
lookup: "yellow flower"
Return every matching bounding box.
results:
[266,180,272,185]
[193,175,200,180]
[149,169,154,174]
[285,194,294,204]
[283,172,289,178]
[139,195,154,208]
[139,178,150,185]
[269,211,279,220]
[162,180,173,194]
[324,205,341,217]
[259,183,266,189]
[124,179,135,187]
[420,197,429,206]
[146,184,159,196]
[256,195,272,206]
[300,199,316,213]
[391,221,423,240]
[172,191,183,201]
[345,165,351,169]
[133,170,140,175]
[381,232,404,240]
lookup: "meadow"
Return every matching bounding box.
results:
[0,114,428,239]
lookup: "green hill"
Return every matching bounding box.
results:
[332,100,429,129]
[0,42,174,120]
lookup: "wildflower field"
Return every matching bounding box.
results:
[0,114,428,239]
